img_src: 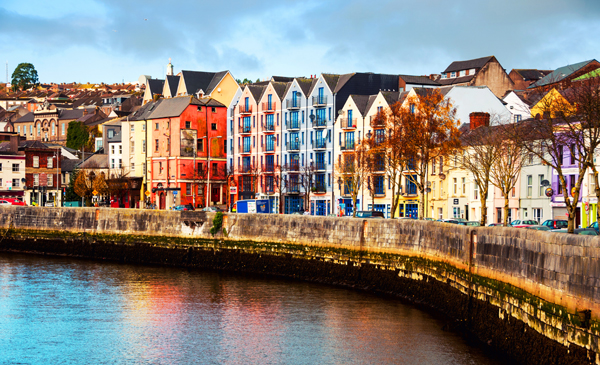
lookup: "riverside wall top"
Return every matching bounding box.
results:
[1,206,599,318]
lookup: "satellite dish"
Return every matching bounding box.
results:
[338,109,344,116]
[541,179,550,187]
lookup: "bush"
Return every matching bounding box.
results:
[210,212,223,237]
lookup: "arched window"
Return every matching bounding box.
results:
[52,122,55,136]
[36,123,41,136]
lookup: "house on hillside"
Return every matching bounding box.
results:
[508,69,552,90]
[438,56,514,98]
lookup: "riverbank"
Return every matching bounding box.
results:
[0,207,598,364]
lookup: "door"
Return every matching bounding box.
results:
[159,192,166,210]
[211,186,220,204]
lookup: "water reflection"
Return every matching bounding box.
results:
[0,253,503,364]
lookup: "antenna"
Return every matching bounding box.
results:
[5,61,7,88]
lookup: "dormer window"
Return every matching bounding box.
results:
[108,129,114,138]
[451,72,456,78]
[459,70,466,77]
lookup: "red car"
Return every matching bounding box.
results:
[4,198,26,206]
[513,220,539,228]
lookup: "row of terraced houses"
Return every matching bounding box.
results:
[7,56,600,227]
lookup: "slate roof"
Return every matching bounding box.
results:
[398,75,440,86]
[180,70,229,96]
[130,99,163,121]
[147,79,165,96]
[322,74,341,93]
[247,85,266,102]
[437,75,476,86]
[349,95,371,115]
[296,78,316,96]
[443,56,494,73]
[271,76,295,83]
[19,140,48,149]
[512,69,552,81]
[146,96,200,119]
[61,158,81,173]
[80,153,109,169]
[364,95,378,114]
[0,142,19,155]
[271,81,288,99]
[381,91,400,106]
[530,60,599,88]
[165,75,180,97]
[13,112,34,123]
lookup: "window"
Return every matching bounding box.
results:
[111,145,115,154]
[186,184,192,196]
[511,187,515,197]
[462,177,466,195]
[212,107,216,113]
[211,123,217,130]
[453,178,457,195]
[474,182,479,200]
[185,121,191,129]
[17,126,20,134]
[48,157,53,169]
[438,208,443,220]
[155,123,159,130]
[119,159,122,168]
[33,156,39,168]
[515,114,522,122]
[12,163,18,172]
[570,144,575,165]
[432,181,436,198]
[30,125,33,135]
[432,158,436,174]
[142,123,146,131]
[61,123,65,135]
[142,140,146,153]
[569,175,575,192]
[12,179,19,188]
[533,208,542,223]
[34,174,39,186]
[451,72,456,78]
[155,139,159,152]
[108,129,114,138]
[119,145,122,154]
[527,175,532,197]
[131,162,135,171]
[439,157,443,173]
[48,173,53,187]
[51,122,55,136]
[523,208,528,218]
[198,139,204,152]
[0,163,3,171]
[538,175,545,196]
[131,141,135,153]
[497,208,502,224]
[558,145,564,165]
[37,124,40,136]
[131,124,135,133]
[111,159,115,169]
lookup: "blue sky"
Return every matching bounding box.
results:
[1,0,599,84]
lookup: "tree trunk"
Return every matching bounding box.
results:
[352,193,358,217]
[503,194,509,227]
[419,190,425,220]
[480,187,488,227]
[567,208,576,233]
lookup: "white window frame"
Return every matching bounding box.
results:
[33,156,39,168]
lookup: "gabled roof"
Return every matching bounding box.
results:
[19,140,48,149]
[296,78,316,96]
[398,75,440,86]
[247,85,266,103]
[179,70,229,96]
[60,158,81,173]
[80,153,109,169]
[443,56,494,73]
[147,79,165,96]
[271,81,288,99]
[14,112,34,123]
[530,60,599,88]
[165,75,180,97]
[381,91,400,106]
[322,74,341,93]
[271,76,295,83]
[130,99,163,121]
[334,73,354,93]
[364,95,378,114]
[146,96,200,119]
[349,94,371,115]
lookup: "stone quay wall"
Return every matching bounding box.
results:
[0,206,599,364]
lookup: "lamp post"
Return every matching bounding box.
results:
[201,135,222,208]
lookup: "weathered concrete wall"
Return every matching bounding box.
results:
[1,206,599,364]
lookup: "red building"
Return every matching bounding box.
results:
[136,96,227,209]
[22,141,62,206]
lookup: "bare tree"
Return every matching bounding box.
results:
[489,127,526,226]
[335,143,370,217]
[457,120,502,226]
[299,161,317,212]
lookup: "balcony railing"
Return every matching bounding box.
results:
[340,118,357,130]
[314,162,326,171]
[239,125,252,134]
[286,142,300,152]
[262,102,276,112]
[311,116,327,128]
[264,164,275,173]
[288,162,300,172]
[286,98,301,109]
[262,122,275,132]
[340,143,355,151]
[370,114,385,128]
[286,120,300,131]
[312,183,326,193]
[239,105,252,114]
[240,165,252,173]
[288,184,300,193]
[312,140,327,150]
[312,95,327,106]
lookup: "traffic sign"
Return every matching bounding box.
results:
[145,190,151,197]
[173,191,178,196]
[92,190,98,196]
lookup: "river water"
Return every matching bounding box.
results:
[0,253,505,364]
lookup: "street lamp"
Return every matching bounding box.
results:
[200,135,222,208]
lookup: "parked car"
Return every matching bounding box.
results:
[587,221,598,233]
[355,211,384,218]
[513,220,539,228]
[488,223,503,227]
[441,219,466,225]
[541,220,568,229]
[4,198,26,206]
[184,204,195,211]
[466,221,480,227]
[525,225,551,231]
[202,206,223,212]
[0,199,12,206]
[550,228,598,236]
[172,205,192,211]
[509,220,521,226]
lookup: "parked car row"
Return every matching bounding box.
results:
[0,198,27,206]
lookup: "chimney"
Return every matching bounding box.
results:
[469,112,490,130]
[82,108,89,116]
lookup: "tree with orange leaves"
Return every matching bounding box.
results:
[402,89,461,219]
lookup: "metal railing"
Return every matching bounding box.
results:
[286,98,301,109]
[239,105,252,114]
[312,95,327,106]
[340,118,357,130]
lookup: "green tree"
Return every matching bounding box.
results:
[11,63,39,91]
[65,169,81,201]
[66,121,89,150]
